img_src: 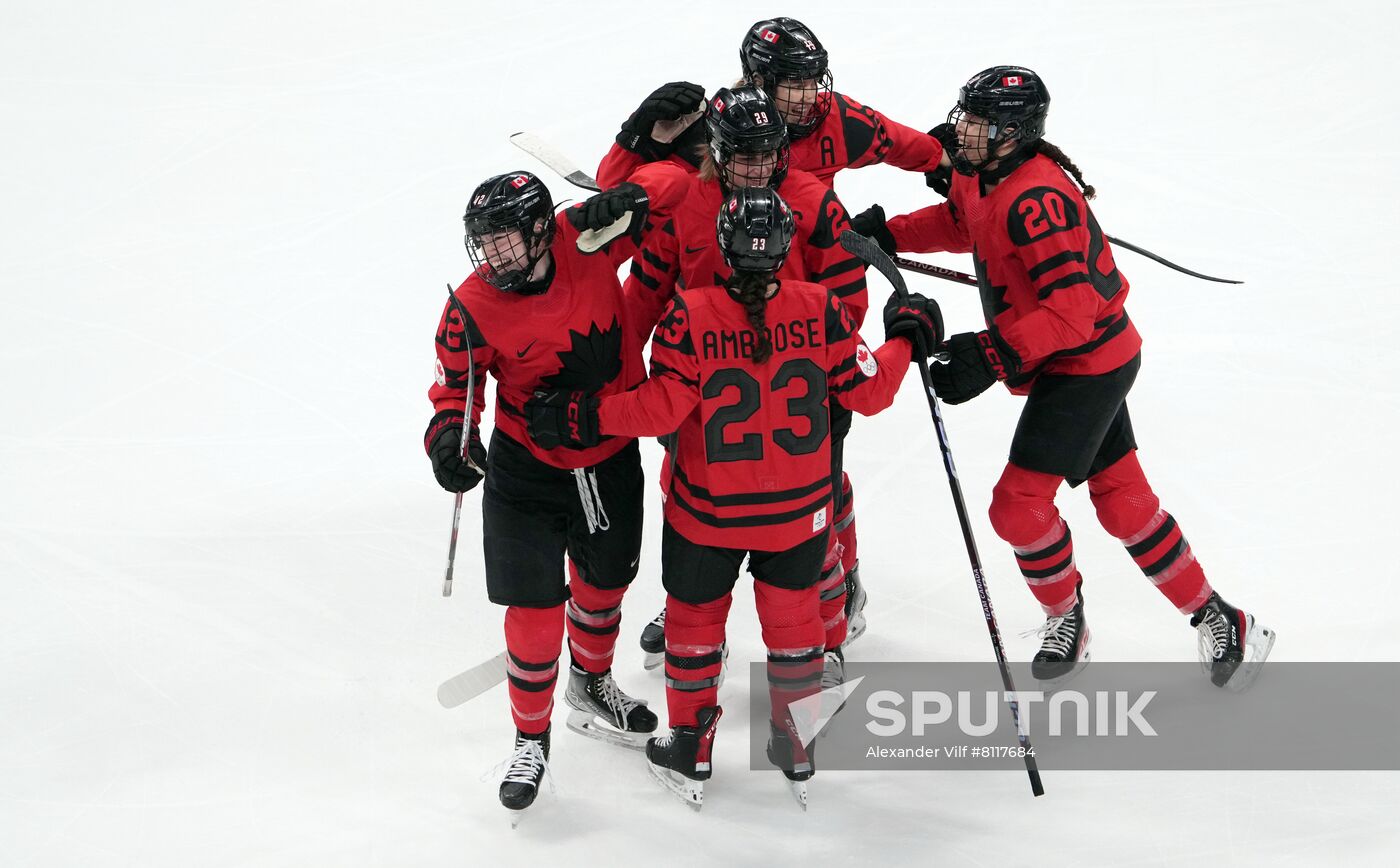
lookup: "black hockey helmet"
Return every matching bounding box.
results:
[739,17,832,138]
[716,186,796,275]
[947,66,1051,175]
[462,171,556,293]
[705,86,790,190]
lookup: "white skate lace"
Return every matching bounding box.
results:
[1197,610,1230,662]
[572,467,611,534]
[497,738,553,791]
[1023,612,1077,658]
[650,610,666,629]
[595,672,640,727]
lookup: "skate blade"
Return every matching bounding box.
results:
[840,612,868,650]
[788,779,808,810]
[1222,620,1277,694]
[648,761,705,811]
[565,710,649,751]
[508,809,526,830]
[642,651,664,671]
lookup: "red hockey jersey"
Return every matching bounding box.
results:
[597,279,912,551]
[886,154,1141,391]
[598,152,868,337]
[428,214,647,470]
[789,92,945,188]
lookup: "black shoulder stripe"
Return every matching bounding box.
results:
[829,275,867,298]
[640,247,673,272]
[1036,272,1091,299]
[812,257,865,282]
[629,260,661,291]
[1028,250,1086,281]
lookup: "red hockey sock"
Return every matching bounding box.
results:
[1088,451,1213,614]
[835,472,858,574]
[989,462,1082,616]
[818,541,847,650]
[663,594,731,727]
[754,581,824,729]
[565,560,625,674]
[503,604,564,735]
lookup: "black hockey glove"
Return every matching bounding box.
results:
[850,204,898,256]
[425,410,487,493]
[617,81,707,160]
[567,182,649,234]
[926,331,1009,405]
[882,291,944,357]
[527,389,601,451]
[925,123,958,196]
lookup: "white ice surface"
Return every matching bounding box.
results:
[4,2,1399,865]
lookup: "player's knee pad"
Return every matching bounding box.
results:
[988,462,1064,547]
[754,582,822,652]
[503,603,565,662]
[1087,451,1160,539]
[665,593,731,649]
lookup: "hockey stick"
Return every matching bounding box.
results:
[840,229,1045,798]
[438,651,509,708]
[510,131,1237,287]
[442,281,482,597]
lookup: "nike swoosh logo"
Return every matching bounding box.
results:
[685,245,707,255]
[516,340,536,359]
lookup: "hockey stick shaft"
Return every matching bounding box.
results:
[840,230,1044,797]
[442,281,480,597]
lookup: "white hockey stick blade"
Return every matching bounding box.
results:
[437,651,508,708]
[576,213,632,254]
[510,131,600,191]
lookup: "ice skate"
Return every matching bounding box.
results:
[646,706,722,811]
[766,719,815,810]
[840,560,868,649]
[818,647,847,729]
[498,727,550,825]
[1029,590,1090,686]
[1190,591,1276,692]
[640,607,666,670]
[564,666,658,750]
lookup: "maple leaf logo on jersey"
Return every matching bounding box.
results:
[855,344,878,377]
[973,251,1012,320]
[541,317,623,393]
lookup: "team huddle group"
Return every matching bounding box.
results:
[423,16,1276,815]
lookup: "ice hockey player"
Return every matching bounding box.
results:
[524,186,941,808]
[426,171,659,817]
[849,67,1275,689]
[596,86,871,681]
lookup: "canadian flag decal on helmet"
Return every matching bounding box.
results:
[761,29,779,43]
[713,97,725,112]
[510,175,530,188]
[1003,75,1023,86]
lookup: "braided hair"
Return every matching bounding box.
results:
[725,270,775,363]
[1038,140,1096,200]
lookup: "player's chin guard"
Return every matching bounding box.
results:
[705,86,791,191]
[715,185,797,276]
[463,170,556,295]
[946,66,1050,177]
[739,17,832,139]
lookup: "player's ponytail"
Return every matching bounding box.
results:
[726,270,774,364]
[1038,140,1096,200]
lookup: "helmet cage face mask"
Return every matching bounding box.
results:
[739,17,831,137]
[760,69,833,138]
[706,88,791,190]
[462,174,555,293]
[946,67,1049,175]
